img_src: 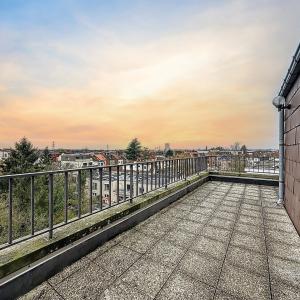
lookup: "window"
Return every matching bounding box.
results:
[104,184,109,191]
[92,183,97,190]
[126,184,131,191]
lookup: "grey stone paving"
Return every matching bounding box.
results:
[20,182,300,300]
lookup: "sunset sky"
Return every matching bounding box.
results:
[0,0,299,149]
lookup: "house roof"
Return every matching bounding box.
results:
[279,42,300,98]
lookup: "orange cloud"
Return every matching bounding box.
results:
[0,1,299,149]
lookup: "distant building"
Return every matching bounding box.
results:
[58,153,99,169]
[0,149,11,161]
[164,143,170,152]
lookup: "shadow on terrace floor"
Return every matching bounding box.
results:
[20,181,300,300]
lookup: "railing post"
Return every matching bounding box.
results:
[124,165,127,202]
[108,166,112,207]
[48,173,54,239]
[165,160,168,189]
[8,178,13,244]
[89,169,93,213]
[130,164,133,202]
[150,162,153,190]
[99,168,103,210]
[30,176,35,235]
[64,172,68,224]
[117,165,120,204]
[146,163,149,193]
[77,170,81,218]
[141,163,144,194]
[136,163,139,197]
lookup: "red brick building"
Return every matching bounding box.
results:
[280,43,300,233]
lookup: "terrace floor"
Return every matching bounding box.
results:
[20,181,300,300]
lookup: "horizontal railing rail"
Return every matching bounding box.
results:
[207,153,279,174]
[0,157,207,249]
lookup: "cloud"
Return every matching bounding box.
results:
[0,0,299,148]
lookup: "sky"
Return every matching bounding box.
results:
[0,0,299,150]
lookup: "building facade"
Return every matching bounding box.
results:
[280,44,300,233]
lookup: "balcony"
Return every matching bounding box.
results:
[0,155,299,300]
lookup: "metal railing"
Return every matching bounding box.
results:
[207,152,279,174]
[0,157,207,249]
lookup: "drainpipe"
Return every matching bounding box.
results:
[278,107,284,205]
[272,96,291,205]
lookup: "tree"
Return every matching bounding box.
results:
[1,137,39,175]
[230,142,241,151]
[165,149,174,157]
[125,138,142,161]
[141,147,151,160]
[241,145,247,155]
[40,147,52,167]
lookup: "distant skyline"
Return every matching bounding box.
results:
[0,0,299,149]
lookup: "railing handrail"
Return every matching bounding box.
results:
[0,157,193,179]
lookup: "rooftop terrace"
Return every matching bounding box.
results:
[19,181,300,300]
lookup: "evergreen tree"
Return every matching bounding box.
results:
[141,147,151,160]
[1,137,39,175]
[165,149,174,157]
[40,147,52,167]
[125,138,142,161]
[241,145,247,155]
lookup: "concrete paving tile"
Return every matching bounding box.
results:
[94,244,141,277]
[208,217,235,230]
[199,202,217,209]
[269,256,300,288]
[235,222,264,238]
[214,211,237,221]
[19,282,63,300]
[241,203,261,211]
[218,205,239,214]
[218,263,271,300]
[120,258,173,298]
[265,213,292,223]
[156,270,214,300]
[264,219,296,234]
[265,228,300,247]
[267,241,300,263]
[231,231,265,254]
[99,279,151,300]
[48,256,91,285]
[222,200,240,207]
[163,208,186,219]
[144,240,185,267]
[202,225,232,243]
[175,203,195,212]
[86,238,121,260]
[238,215,263,226]
[55,263,115,300]
[183,212,209,223]
[176,219,204,234]
[191,235,227,260]
[263,207,286,216]
[214,290,242,300]
[164,228,197,248]
[120,230,157,253]
[178,250,223,286]
[135,221,167,238]
[225,245,268,276]
[192,206,213,215]
[271,279,300,300]
[240,208,262,218]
